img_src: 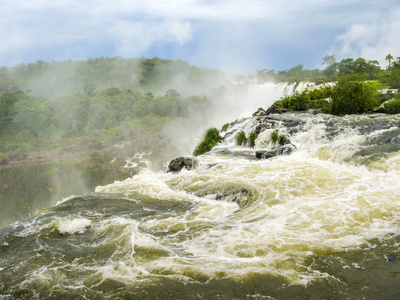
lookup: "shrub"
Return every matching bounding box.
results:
[221,123,229,132]
[270,130,287,145]
[278,134,287,145]
[329,78,379,115]
[308,85,332,100]
[271,130,279,144]
[248,131,258,148]
[383,95,400,114]
[235,130,248,146]
[193,127,222,156]
[281,91,309,110]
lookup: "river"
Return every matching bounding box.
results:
[1,107,400,298]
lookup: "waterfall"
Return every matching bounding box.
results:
[213,81,316,124]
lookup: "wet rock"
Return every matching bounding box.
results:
[256,144,296,159]
[167,157,197,173]
[216,189,250,207]
[255,121,277,134]
[388,255,396,262]
[263,101,290,115]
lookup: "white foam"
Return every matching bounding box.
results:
[56,218,92,235]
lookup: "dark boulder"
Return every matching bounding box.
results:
[256,144,296,159]
[263,101,290,115]
[216,189,250,207]
[167,157,197,173]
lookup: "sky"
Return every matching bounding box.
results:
[1,0,400,73]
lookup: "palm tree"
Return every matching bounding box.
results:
[386,54,394,69]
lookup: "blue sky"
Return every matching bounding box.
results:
[1,0,400,73]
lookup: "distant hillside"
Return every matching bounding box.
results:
[0,57,231,98]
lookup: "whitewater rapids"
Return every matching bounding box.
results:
[1,112,400,299]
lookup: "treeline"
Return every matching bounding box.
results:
[256,55,400,88]
[0,56,226,97]
[0,87,210,140]
[0,57,225,153]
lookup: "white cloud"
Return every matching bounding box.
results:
[110,18,192,58]
[334,7,400,67]
[0,0,399,70]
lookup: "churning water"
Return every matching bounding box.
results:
[2,111,400,299]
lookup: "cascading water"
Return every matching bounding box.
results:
[209,81,316,125]
[2,95,400,298]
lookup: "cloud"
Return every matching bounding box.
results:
[110,18,192,58]
[333,7,400,67]
[1,0,400,71]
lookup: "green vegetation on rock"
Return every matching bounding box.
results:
[270,130,287,145]
[383,94,400,114]
[329,78,379,115]
[248,131,258,148]
[193,128,222,156]
[235,131,248,146]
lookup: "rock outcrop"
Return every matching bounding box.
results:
[256,143,296,159]
[167,157,197,173]
[215,189,250,207]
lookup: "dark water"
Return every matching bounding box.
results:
[2,112,400,299]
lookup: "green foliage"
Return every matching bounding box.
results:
[282,85,333,111]
[278,134,287,144]
[193,128,222,156]
[235,131,248,146]
[281,91,309,110]
[221,123,229,132]
[383,94,400,114]
[270,130,287,145]
[329,78,379,115]
[270,130,279,144]
[379,60,400,88]
[248,131,258,143]
[252,107,266,117]
[256,55,385,83]
[248,131,258,148]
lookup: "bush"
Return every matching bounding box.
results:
[193,127,222,156]
[270,130,287,145]
[271,130,279,144]
[248,131,258,148]
[281,91,309,110]
[235,130,247,146]
[329,78,379,115]
[383,95,400,114]
[308,85,333,100]
[221,123,229,132]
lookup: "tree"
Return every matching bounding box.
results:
[322,55,336,66]
[386,54,394,69]
[329,78,379,115]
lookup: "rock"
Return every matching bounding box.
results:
[256,150,276,159]
[388,255,396,262]
[216,189,250,207]
[167,157,197,173]
[256,144,296,159]
[263,101,290,115]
